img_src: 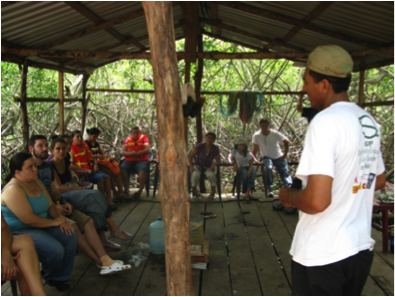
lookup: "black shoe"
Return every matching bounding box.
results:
[272,203,284,211]
[46,280,70,291]
[283,207,297,214]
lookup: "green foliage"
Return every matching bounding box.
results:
[1,38,394,187]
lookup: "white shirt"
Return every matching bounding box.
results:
[291,102,385,266]
[231,149,253,168]
[252,129,286,159]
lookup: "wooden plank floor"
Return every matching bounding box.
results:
[2,192,394,296]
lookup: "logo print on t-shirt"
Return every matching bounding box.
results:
[358,115,379,139]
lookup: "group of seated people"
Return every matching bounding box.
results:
[1,127,152,294]
[1,102,311,294]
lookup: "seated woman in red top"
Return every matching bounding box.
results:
[120,127,151,199]
[85,127,129,200]
[69,130,114,207]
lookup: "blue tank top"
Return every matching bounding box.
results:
[1,182,50,231]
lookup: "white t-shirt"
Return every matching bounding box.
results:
[231,149,253,167]
[291,102,385,266]
[252,129,286,159]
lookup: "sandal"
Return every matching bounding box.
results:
[132,192,142,199]
[103,240,121,250]
[193,193,204,200]
[207,194,215,200]
[110,230,133,241]
[204,214,216,219]
[100,262,132,275]
[97,260,124,269]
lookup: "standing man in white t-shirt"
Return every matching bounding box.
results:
[251,119,293,203]
[279,45,386,295]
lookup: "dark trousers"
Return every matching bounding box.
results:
[292,249,373,296]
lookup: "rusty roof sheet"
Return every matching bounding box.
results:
[1,1,393,74]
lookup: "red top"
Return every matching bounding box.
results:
[123,134,150,162]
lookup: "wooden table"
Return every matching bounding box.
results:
[373,203,394,253]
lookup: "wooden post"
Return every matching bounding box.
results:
[195,33,204,144]
[184,62,190,145]
[58,71,65,135]
[142,2,193,296]
[358,68,365,107]
[195,33,206,193]
[20,61,29,152]
[81,74,91,133]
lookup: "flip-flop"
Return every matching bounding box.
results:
[207,194,215,200]
[97,260,124,269]
[204,214,216,219]
[110,230,133,241]
[100,262,132,275]
[103,240,121,250]
[132,192,141,199]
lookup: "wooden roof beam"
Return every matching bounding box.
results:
[39,8,146,50]
[184,2,199,63]
[210,3,221,35]
[353,58,394,72]
[215,2,383,49]
[1,2,18,8]
[3,46,392,61]
[201,18,308,53]
[265,1,334,49]
[1,54,88,75]
[2,38,94,70]
[64,2,146,51]
[203,31,263,51]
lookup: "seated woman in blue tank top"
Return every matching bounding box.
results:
[1,152,77,292]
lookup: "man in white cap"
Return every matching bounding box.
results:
[279,45,386,295]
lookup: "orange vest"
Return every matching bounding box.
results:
[97,158,121,174]
[71,141,94,172]
[124,134,149,162]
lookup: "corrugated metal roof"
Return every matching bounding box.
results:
[1,1,393,74]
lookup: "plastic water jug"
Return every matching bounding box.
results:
[149,217,165,254]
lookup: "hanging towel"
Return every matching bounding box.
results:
[218,90,264,123]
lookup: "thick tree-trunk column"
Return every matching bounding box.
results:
[142,2,193,296]
[20,61,29,152]
[58,71,65,135]
[81,74,91,132]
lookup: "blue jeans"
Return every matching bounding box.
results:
[238,166,257,193]
[89,170,109,184]
[13,227,77,282]
[120,160,148,174]
[263,157,292,190]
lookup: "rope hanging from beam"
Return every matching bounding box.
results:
[218,90,264,124]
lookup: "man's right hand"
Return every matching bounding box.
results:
[55,205,69,216]
[233,164,239,172]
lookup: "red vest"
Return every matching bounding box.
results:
[71,141,94,171]
[124,134,149,162]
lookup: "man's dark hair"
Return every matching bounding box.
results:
[259,118,270,125]
[86,127,101,135]
[61,134,72,139]
[29,135,47,147]
[132,126,140,132]
[205,132,216,139]
[309,70,351,94]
